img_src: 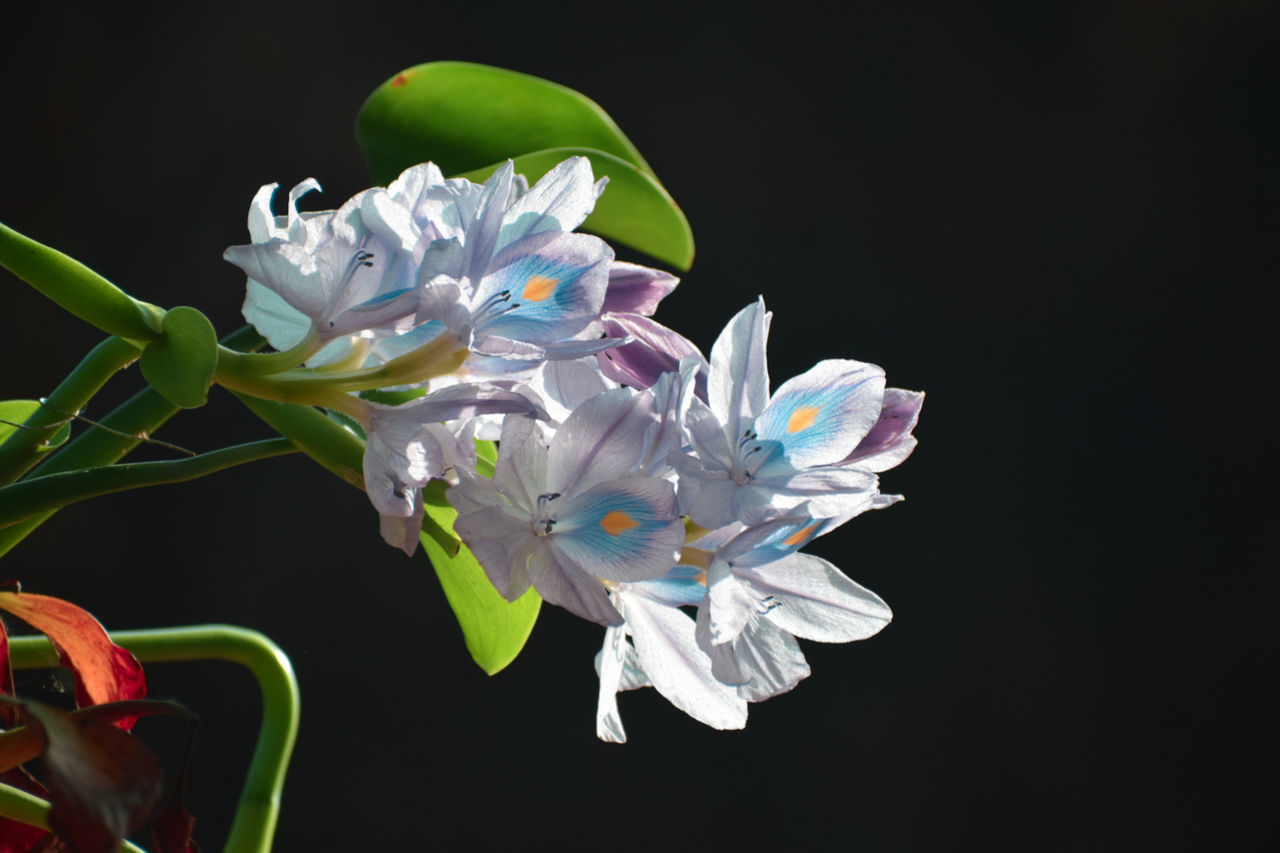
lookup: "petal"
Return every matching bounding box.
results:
[545,387,655,493]
[840,388,925,472]
[498,156,604,248]
[754,359,887,468]
[738,551,893,643]
[551,478,683,583]
[618,588,747,731]
[601,261,679,316]
[708,298,771,437]
[725,619,810,702]
[595,623,630,743]
[597,313,707,394]
[450,503,539,601]
[527,543,623,625]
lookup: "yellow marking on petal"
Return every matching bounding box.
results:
[783,522,821,547]
[522,275,558,302]
[600,510,640,536]
[694,571,707,585]
[787,405,822,433]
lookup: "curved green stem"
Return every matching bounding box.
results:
[8,625,300,853]
[0,438,297,529]
[0,336,142,484]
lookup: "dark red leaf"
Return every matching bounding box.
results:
[22,702,163,853]
[0,768,55,853]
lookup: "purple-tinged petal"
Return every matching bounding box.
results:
[602,261,679,316]
[451,503,540,601]
[597,313,707,394]
[839,388,925,472]
[546,387,657,493]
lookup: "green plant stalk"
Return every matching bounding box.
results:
[0,782,147,852]
[0,335,142,484]
[8,625,300,853]
[0,220,164,341]
[0,438,296,529]
[0,326,268,558]
[214,331,469,421]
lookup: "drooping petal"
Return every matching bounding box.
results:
[595,623,630,743]
[451,503,540,601]
[722,618,811,702]
[617,587,747,732]
[753,358,887,468]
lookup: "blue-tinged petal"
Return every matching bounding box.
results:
[754,358,886,468]
[738,552,892,643]
[682,396,734,471]
[471,231,612,345]
[636,564,709,608]
[739,463,881,523]
[708,298,771,436]
[617,587,747,731]
[551,478,683,583]
[497,156,605,250]
[719,512,837,569]
[462,160,516,282]
[241,278,313,353]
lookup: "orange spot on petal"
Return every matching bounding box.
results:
[783,522,821,547]
[787,405,821,433]
[601,510,639,536]
[522,275,558,302]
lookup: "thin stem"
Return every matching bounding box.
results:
[0,438,296,529]
[9,625,300,853]
[0,335,142,484]
[212,329,321,378]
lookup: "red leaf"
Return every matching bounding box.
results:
[0,593,145,727]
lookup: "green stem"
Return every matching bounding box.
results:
[0,326,266,559]
[0,438,296,529]
[8,625,300,853]
[214,330,468,412]
[0,336,143,484]
[0,782,147,852]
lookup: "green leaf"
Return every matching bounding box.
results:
[461,148,694,270]
[139,306,218,409]
[0,400,71,456]
[419,485,540,675]
[356,61,652,183]
[0,221,163,341]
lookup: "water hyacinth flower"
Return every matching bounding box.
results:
[224,179,421,364]
[448,387,687,625]
[673,298,905,529]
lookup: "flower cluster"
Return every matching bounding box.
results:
[224,158,923,741]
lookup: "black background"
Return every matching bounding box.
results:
[1,1,1275,849]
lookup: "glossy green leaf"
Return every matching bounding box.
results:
[461,148,694,270]
[0,221,163,340]
[139,306,218,409]
[357,61,651,184]
[420,484,540,675]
